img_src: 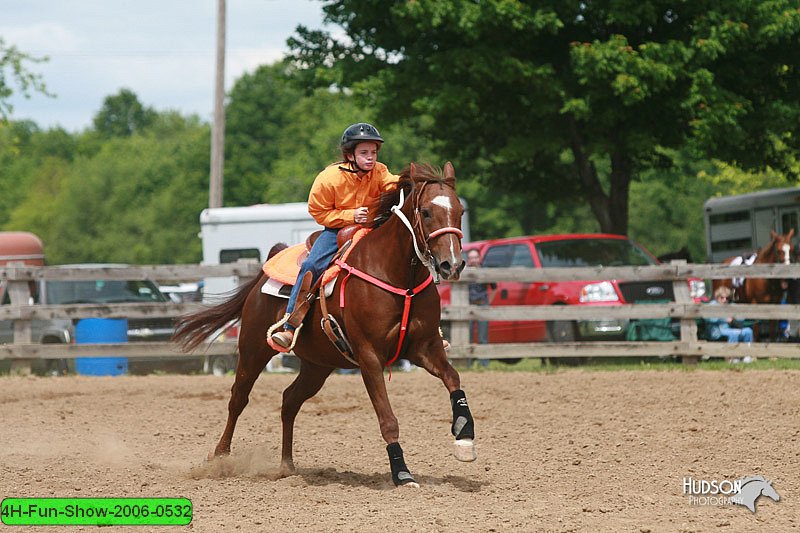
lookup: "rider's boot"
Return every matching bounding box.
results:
[271,329,294,349]
[270,272,314,350]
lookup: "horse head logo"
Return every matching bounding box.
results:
[731,476,780,513]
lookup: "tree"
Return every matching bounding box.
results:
[6,113,209,264]
[224,60,438,206]
[289,0,800,234]
[92,89,157,137]
[0,38,50,119]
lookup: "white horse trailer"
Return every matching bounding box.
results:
[704,187,800,263]
[200,203,318,301]
[200,200,471,299]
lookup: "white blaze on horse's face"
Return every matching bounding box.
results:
[430,194,461,268]
[782,243,791,265]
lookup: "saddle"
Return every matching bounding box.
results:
[729,253,757,288]
[262,225,371,362]
[262,225,369,292]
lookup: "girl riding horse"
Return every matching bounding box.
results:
[173,156,475,488]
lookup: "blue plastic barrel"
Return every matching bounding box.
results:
[75,318,128,376]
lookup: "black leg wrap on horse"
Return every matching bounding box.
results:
[450,389,475,440]
[386,442,416,486]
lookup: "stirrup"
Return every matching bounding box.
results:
[267,314,303,353]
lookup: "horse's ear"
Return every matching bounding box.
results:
[789,228,796,240]
[409,162,417,179]
[771,229,778,239]
[444,161,455,180]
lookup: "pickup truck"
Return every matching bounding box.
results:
[438,233,707,344]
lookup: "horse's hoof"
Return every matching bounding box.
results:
[453,439,477,462]
[206,449,228,462]
[398,480,420,489]
[278,462,296,478]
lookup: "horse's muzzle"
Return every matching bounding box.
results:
[435,258,465,281]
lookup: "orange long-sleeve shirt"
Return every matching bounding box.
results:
[307,162,399,228]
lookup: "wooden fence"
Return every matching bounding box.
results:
[0,262,262,363]
[444,262,800,362]
[1,261,799,367]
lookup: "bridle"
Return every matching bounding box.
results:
[764,238,792,265]
[390,181,463,281]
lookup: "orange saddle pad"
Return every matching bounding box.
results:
[262,228,372,287]
[263,244,307,285]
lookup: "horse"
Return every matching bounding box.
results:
[173,162,474,488]
[731,475,780,513]
[714,229,794,304]
[713,229,795,339]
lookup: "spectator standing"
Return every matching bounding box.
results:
[467,249,495,368]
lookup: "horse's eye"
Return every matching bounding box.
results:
[420,208,432,220]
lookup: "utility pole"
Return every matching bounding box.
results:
[209,0,226,208]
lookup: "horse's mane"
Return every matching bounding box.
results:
[368,163,455,228]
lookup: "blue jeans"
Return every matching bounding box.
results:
[719,324,754,343]
[285,228,339,329]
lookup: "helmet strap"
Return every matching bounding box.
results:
[339,157,368,175]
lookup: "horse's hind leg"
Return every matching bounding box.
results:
[279,360,333,477]
[415,342,477,462]
[211,345,273,459]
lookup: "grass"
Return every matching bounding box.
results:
[459,356,800,373]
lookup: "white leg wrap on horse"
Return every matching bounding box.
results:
[453,438,477,462]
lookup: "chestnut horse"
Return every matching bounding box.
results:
[173,162,474,488]
[713,229,795,338]
[713,229,795,304]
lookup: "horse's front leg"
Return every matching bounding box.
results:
[414,339,477,462]
[359,356,419,488]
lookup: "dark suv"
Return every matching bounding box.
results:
[0,264,178,374]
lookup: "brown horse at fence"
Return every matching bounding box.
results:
[173,162,475,487]
[712,229,795,339]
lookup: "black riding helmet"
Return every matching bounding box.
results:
[341,122,384,152]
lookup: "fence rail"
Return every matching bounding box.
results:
[443,262,800,362]
[2,261,799,364]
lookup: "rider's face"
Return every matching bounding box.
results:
[349,142,379,171]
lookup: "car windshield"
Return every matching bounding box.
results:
[45,280,167,305]
[536,239,656,268]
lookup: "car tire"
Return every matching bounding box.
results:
[206,355,236,376]
[546,320,577,342]
[545,320,584,366]
[42,337,68,376]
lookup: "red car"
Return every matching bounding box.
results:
[438,234,707,343]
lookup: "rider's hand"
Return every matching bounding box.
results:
[354,207,368,224]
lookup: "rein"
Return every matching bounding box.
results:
[335,258,433,366]
[330,180,460,370]
[390,184,463,283]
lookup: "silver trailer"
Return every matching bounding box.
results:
[704,187,800,263]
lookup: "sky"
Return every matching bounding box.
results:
[1,0,330,131]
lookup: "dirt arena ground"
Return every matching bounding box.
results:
[1,367,798,532]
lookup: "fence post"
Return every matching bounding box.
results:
[450,282,470,363]
[7,262,33,374]
[671,260,699,365]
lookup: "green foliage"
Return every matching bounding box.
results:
[289,0,800,236]
[0,38,51,119]
[225,61,440,205]
[4,113,209,264]
[92,89,157,138]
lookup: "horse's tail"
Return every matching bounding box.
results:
[172,272,263,352]
[172,242,287,352]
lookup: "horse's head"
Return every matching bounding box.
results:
[769,228,795,265]
[393,162,465,281]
